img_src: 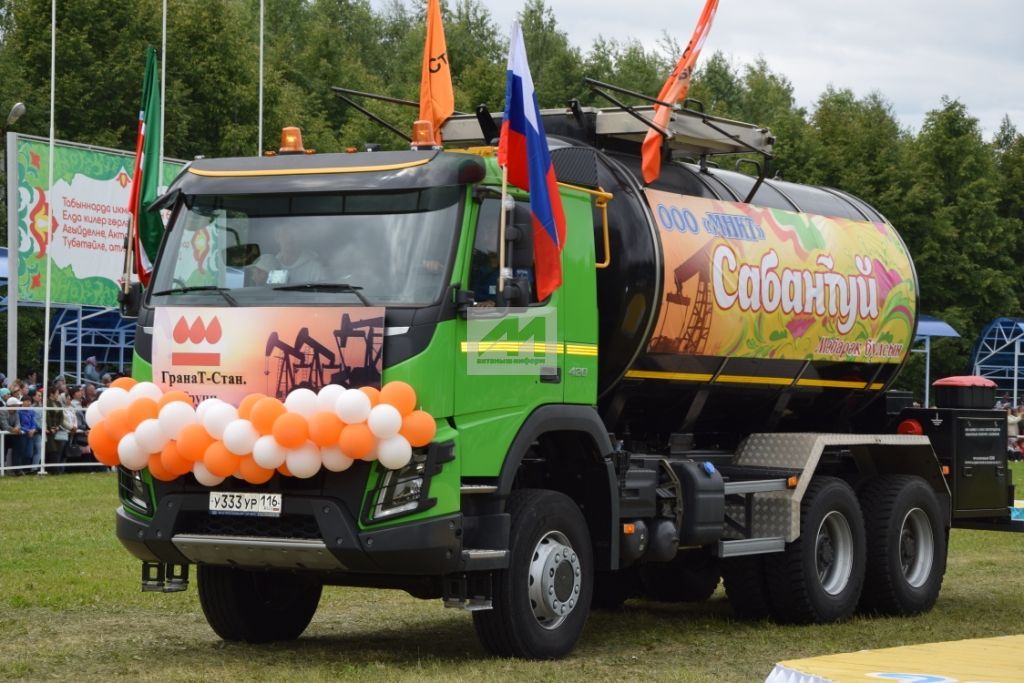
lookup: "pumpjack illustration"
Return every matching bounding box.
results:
[263,313,384,398]
[650,242,713,354]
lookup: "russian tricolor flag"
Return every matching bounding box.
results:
[498,21,566,301]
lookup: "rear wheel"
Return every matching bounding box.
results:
[859,475,947,615]
[197,565,322,643]
[473,489,593,659]
[640,548,720,603]
[765,476,866,623]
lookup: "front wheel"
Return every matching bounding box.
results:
[859,475,947,615]
[473,489,593,659]
[197,565,322,643]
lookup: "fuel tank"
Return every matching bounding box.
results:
[550,144,918,441]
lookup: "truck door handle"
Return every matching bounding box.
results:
[963,465,973,478]
[540,367,561,384]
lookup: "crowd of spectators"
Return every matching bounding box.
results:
[997,393,1024,462]
[0,358,116,475]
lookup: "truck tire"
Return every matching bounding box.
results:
[473,489,593,659]
[765,476,866,624]
[640,548,720,603]
[858,475,947,616]
[197,565,322,643]
[721,555,772,619]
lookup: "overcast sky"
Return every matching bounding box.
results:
[404,0,1024,139]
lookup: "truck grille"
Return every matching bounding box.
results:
[177,511,321,539]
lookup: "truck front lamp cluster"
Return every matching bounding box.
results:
[118,467,153,516]
[372,452,429,520]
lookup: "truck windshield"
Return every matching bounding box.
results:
[149,186,461,306]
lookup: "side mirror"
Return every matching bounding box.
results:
[499,276,531,308]
[118,282,143,319]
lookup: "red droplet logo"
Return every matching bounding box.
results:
[189,318,206,344]
[206,317,222,343]
[173,317,190,343]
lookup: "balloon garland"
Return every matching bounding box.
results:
[87,377,437,486]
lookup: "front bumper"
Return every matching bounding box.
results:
[116,494,463,575]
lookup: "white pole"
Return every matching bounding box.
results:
[497,165,509,295]
[160,0,167,182]
[258,0,264,156]
[923,337,930,408]
[40,0,57,474]
[1015,340,1020,407]
[6,130,18,381]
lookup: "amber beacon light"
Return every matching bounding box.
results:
[279,126,306,154]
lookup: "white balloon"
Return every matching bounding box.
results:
[335,389,371,424]
[252,435,287,469]
[192,461,225,487]
[118,434,149,471]
[285,388,319,417]
[321,446,354,472]
[158,401,197,440]
[286,442,322,479]
[317,384,346,413]
[128,381,164,403]
[377,435,412,470]
[85,401,105,428]
[97,387,131,415]
[195,398,223,424]
[222,419,259,455]
[203,402,239,440]
[134,418,168,454]
[367,404,402,439]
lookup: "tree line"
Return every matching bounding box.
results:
[1,0,1023,395]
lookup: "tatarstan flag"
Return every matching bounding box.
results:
[128,46,163,287]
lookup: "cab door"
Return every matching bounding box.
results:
[453,196,565,476]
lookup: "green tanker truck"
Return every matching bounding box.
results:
[114,103,1019,659]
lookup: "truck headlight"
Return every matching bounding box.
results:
[118,467,154,516]
[363,441,454,523]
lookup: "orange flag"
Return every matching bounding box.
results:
[640,0,719,184]
[419,0,454,144]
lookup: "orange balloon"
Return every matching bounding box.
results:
[238,456,274,485]
[308,411,344,447]
[237,393,266,420]
[277,461,293,477]
[381,381,417,416]
[126,397,160,430]
[203,441,240,478]
[110,376,138,391]
[102,408,132,442]
[160,440,193,476]
[359,386,380,407]
[250,397,287,435]
[147,452,177,482]
[88,426,120,466]
[338,423,376,459]
[272,412,309,449]
[400,410,436,447]
[177,422,215,462]
[158,390,193,409]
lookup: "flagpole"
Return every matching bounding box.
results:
[160,0,167,184]
[497,165,509,296]
[41,0,57,473]
[258,0,264,156]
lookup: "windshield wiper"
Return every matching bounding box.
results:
[272,282,372,305]
[150,285,239,307]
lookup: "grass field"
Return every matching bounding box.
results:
[1,466,1023,682]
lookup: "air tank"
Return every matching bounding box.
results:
[550,144,918,441]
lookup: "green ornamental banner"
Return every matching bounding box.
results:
[12,134,183,308]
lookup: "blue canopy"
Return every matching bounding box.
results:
[915,314,960,341]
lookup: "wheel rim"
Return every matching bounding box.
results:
[527,530,582,630]
[815,510,854,596]
[900,507,934,588]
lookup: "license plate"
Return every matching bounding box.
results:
[209,491,282,517]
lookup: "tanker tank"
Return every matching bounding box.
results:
[549,139,918,444]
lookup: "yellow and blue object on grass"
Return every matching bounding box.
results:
[1013,500,1024,521]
